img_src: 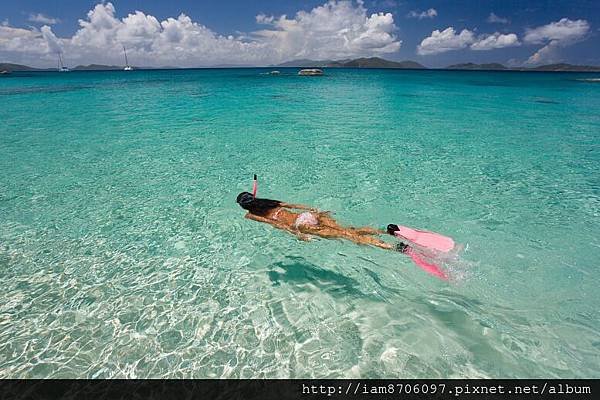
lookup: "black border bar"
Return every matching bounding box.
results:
[0,379,598,400]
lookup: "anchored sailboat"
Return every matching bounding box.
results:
[123,46,133,71]
[57,53,70,72]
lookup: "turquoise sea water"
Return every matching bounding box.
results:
[1,68,599,378]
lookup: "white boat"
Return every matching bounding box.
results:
[58,53,70,72]
[268,70,281,75]
[298,68,323,76]
[0,70,10,75]
[123,46,133,71]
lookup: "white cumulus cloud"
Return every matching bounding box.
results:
[487,13,509,24]
[524,18,590,64]
[523,18,589,44]
[418,27,520,54]
[0,25,37,41]
[0,25,43,56]
[417,27,474,55]
[407,8,437,19]
[526,42,561,65]
[471,32,520,50]
[40,25,62,54]
[254,0,400,61]
[0,1,402,68]
[29,13,60,25]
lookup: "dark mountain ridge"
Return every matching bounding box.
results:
[277,57,425,69]
[3,59,600,73]
[446,62,600,72]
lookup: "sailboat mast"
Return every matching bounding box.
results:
[123,46,129,67]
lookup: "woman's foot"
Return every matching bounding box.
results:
[395,242,409,253]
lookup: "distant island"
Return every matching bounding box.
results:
[522,63,600,72]
[0,63,150,72]
[276,58,600,71]
[0,63,43,72]
[447,63,507,70]
[446,62,600,72]
[2,57,600,73]
[72,64,123,71]
[276,57,425,69]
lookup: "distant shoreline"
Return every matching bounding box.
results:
[3,57,600,74]
[3,66,600,74]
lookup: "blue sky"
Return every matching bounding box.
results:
[1,0,598,67]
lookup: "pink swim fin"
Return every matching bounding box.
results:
[392,225,455,253]
[406,248,448,281]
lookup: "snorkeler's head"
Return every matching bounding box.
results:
[236,192,281,214]
[237,192,254,208]
[387,224,400,235]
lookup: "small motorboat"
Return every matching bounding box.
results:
[298,68,323,76]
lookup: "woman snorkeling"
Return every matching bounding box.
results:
[236,191,393,249]
[236,176,455,280]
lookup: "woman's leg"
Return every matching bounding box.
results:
[302,226,344,239]
[352,226,383,235]
[302,224,394,250]
[353,235,394,250]
[318,213,382,236]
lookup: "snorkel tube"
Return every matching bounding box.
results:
[252,174,258,197]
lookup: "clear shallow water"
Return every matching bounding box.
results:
[1,68,599,378]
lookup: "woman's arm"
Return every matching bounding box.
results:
[245,213,312,241]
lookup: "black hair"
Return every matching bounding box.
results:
[236,192,281,215]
